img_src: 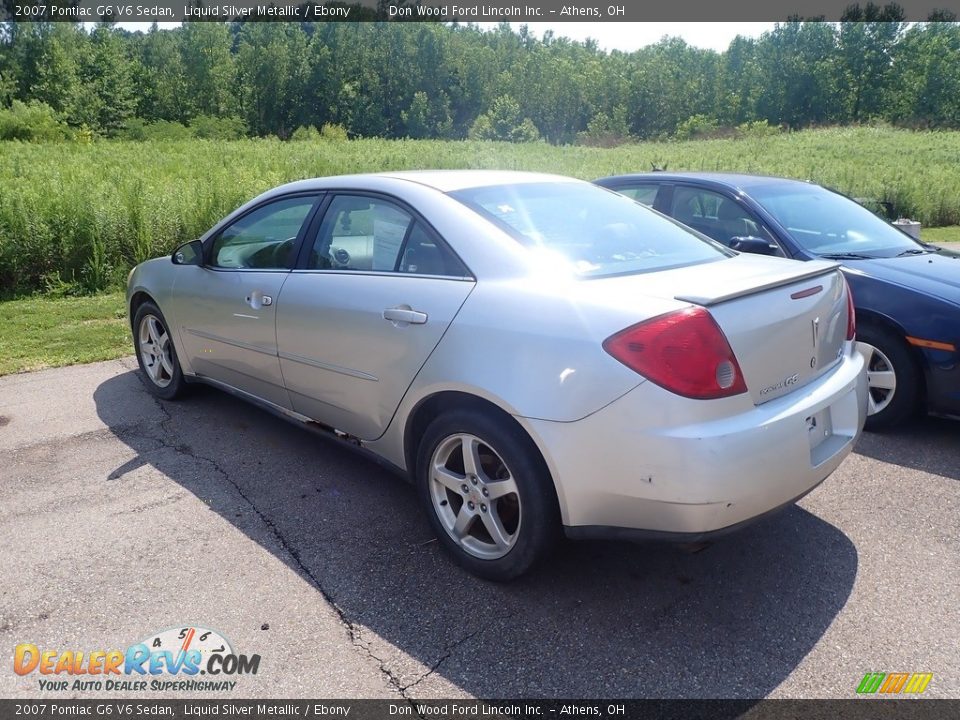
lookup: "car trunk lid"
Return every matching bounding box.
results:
[597,255,848,404]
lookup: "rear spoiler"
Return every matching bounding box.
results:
[675,262,841,307]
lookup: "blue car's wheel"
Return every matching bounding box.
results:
[856,325,920,431]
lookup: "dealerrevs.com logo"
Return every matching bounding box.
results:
[14,626,260,692]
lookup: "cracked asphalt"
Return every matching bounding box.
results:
[1,358,957,699]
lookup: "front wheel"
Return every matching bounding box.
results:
[856,325,920,431]
[416,409,560,581]
[133,301,187,400]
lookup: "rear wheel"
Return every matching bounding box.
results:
[856,325,920,431]
[416,409,560,581]
[133,301,187,400]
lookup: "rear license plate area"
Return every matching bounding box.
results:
[807,406,846,466]
[807,407,834,451]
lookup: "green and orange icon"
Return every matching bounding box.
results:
[856,672,933,695]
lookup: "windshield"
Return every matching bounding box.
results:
[750,184,924,258]
[450,182,731,278]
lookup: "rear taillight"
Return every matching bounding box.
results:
[603,307,748,399]
[844,276,856,341]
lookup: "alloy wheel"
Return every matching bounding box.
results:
[428,433,522,560]
[138,314,174,389]
[856,341,897,416]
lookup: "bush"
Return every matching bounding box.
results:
[191,115,248,140]
[736,119,782,139]
[0,101,71,142]
[119,119,193,141]
[290,125,321,141]
[118,118,149,141]
[469,96,541,143]
[577,107,633,147]
[320,123,349,141]
[674,114,720,141]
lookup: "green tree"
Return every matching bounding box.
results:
[753,22,839,127]
[236,23,309,137]
[577,105,632,146]
[469,95,540,142]
[402,90,452,139]
[836,5,907,121]
[888,22,960,127]
[627,38,720,138]
[300,33,335,131]
[180,23,235,119]
[24,24,87,122]
[135,23,187,123]
[0,22,15,107]
[2,19,960,143]
[72,24,136,134]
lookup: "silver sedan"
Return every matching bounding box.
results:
[127,171,868,580]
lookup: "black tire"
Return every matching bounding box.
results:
[416,409,560,581]
[857,324,921,431]
[132,300,187,401]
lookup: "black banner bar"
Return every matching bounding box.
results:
[3,0,960,23]
[0,700,957,720]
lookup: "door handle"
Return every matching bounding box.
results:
[245,291,273,309]
[383,307,428,325]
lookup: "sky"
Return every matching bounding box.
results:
[480,22,777,52]
[116,22,777,53]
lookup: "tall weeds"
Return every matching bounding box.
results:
[1,127,959,297]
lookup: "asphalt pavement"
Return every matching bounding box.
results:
[1,358,957,699]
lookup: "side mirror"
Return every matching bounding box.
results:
[730,236,779,256]
[172,239,203,266]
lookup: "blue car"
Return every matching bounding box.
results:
[594,172,960,430]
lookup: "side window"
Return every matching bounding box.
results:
[616,184,659,208]
[210,196,316,270]
[671,187,774,248]
[309,195,468,276]
[398,222,468,277]
[310,196,413,271]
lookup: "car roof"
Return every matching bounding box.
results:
[267,170,581,197]
[379,170,578,192]
[597,171,817,193]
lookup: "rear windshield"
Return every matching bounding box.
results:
[450,182,731,278]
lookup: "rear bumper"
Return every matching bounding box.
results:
[521,347,867,535]
[563,477,825,543]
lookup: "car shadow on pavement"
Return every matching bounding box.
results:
[94,369,858,699]
[854,416,960,482]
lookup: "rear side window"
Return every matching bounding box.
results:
[309,195,467,276]
[616,184,660,207]
[398,223,469,276]
[671,187,774,247]
[451,182,730,278]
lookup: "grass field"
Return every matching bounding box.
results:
[921,226,960,243]
[3,126,960,298]
[0,292,129,376]
[2,126,960,376]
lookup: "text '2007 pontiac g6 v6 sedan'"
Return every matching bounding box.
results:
[127,171,867,580]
